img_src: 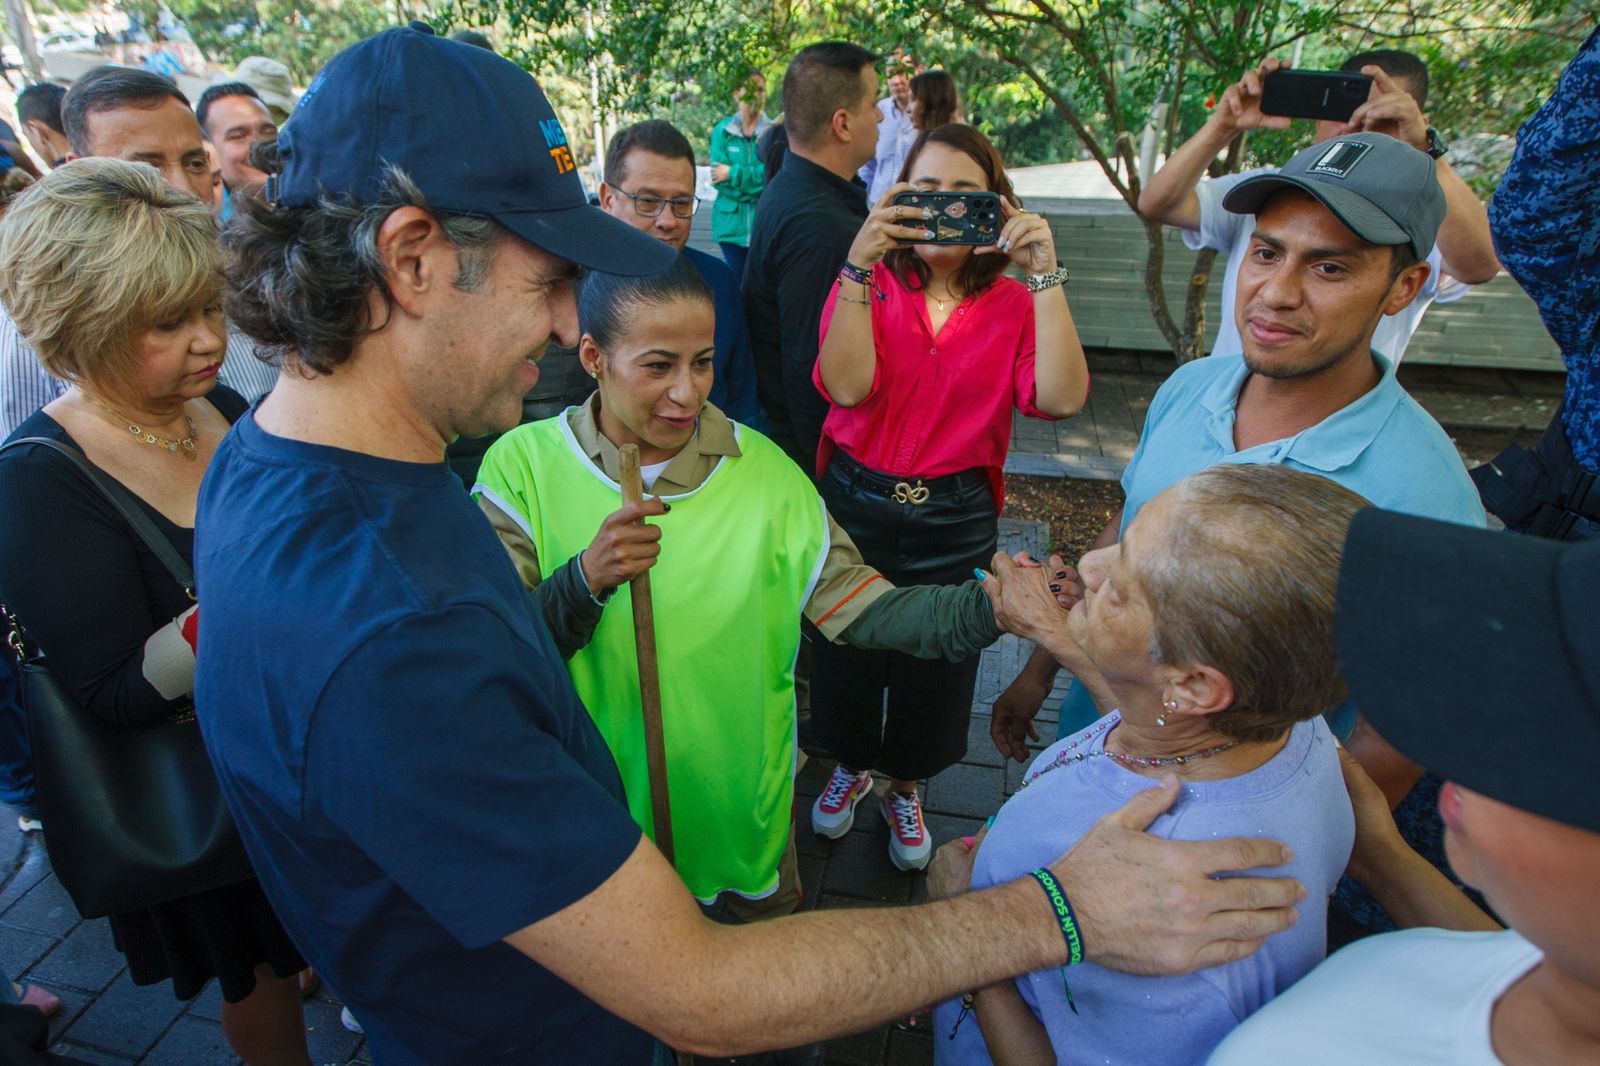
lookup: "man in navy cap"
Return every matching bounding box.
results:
[196,24,1310,1064]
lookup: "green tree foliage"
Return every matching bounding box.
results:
[445,0,1590,359]
[163,0,394,80]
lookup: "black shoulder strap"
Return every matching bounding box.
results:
[0,437,195,597]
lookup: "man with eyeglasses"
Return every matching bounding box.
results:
[596,119,760,425]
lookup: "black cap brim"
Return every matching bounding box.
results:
[1336,509,1600,832]
[1223,175,1416,257]
[496,203,679,276]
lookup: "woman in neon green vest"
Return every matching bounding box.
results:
[472,257,1005,918]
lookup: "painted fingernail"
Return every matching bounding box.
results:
[662,503,671,512]
[925,230,935,238]
[984,815,996,828]
[960,835,975,848]
[1049,583,1061,593]
[973,568,987,581]
[1054,570,1068,579]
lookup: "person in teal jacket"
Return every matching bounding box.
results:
[708,71,771,281]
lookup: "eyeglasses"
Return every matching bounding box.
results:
[615,188,699,219]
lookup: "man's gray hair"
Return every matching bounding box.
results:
[223,160,505,374]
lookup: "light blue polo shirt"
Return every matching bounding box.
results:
[1119,351,1486,534]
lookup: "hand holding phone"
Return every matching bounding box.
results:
[1210,57,1295,134]
[843,182,937,269]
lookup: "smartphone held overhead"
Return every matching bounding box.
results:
[1260,69,1373,122]
[892,190,1002,245]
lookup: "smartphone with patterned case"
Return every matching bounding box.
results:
[891,190,1003,245]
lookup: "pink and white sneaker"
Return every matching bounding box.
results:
[811,765,874,839]
[881,789,932,871]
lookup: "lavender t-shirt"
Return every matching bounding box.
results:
[933,712,1354,1066]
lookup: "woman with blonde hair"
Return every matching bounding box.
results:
[0,158,311,1065]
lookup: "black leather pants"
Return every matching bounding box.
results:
[809,453,998,781]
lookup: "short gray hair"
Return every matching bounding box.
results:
[223,155,505,374]
[1136,465,1371,743]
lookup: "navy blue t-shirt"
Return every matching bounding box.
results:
[194,412,650,1065]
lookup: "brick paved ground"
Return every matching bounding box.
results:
[0,355,1558,1063]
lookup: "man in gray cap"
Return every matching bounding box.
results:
[197,22,1309,1065]
[1139,50,1501,365]
[994,131,1484,858]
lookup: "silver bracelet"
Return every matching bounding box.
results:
[1025,266,1070,293]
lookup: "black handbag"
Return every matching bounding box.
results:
[0,437,255,919]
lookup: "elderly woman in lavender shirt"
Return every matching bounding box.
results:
[934,464,1365,1066]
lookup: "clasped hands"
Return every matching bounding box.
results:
[978,549,1082,647]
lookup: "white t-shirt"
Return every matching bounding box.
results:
[1187,167,1471,364]
[1208,928,1542,1065]
[638,458,672,490]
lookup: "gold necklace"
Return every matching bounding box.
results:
[84,391,199,460]
[127,415,198,460]
[927,283,963,313]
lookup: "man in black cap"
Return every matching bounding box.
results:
[1211,511,1600,1064]
[196,24,1309,1064]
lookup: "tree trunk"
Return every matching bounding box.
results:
[1,0,40,83]
[1179,246,1220,362]
[1140,215,1185,357]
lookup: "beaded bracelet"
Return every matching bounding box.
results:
[839,260,873,286]
[836,291,871,306]
[1031,867,1083,1015]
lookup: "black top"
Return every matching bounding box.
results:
[0,387,248,727]
[742,151,869,468]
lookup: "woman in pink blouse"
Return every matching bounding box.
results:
[808,124,1089,872]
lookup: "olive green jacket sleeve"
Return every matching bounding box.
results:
[803,506,1001,661]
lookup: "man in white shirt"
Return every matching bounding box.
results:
[1210,509,1600,1065]
[1139,49,1500,363]
[858,47,917,204]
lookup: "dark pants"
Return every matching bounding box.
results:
[810,454,998,781]
[719,241,748,283]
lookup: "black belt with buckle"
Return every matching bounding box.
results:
[829,452,988,506]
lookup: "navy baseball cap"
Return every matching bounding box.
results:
[1221,132,1445,260]
[274,22,674,277]
[1335,510,1600,833]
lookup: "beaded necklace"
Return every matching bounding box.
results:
[1018,719,1239,791]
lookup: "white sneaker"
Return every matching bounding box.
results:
[881,789,932,871]
[340,1005,364,1034]
[811,766,874,839]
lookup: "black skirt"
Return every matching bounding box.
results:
[110,877,305,1003]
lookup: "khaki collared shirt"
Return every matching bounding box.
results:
[478,397,891,640]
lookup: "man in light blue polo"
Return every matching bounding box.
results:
[995,131,1483,744]
[995,130,1488,939]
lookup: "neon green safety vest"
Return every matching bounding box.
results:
[474,413,829,902]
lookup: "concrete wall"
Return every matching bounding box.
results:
[689,196,1563,373]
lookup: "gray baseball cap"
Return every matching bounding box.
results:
[1222,132,1445,259]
